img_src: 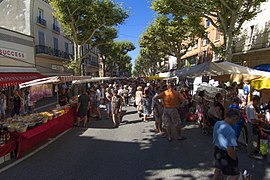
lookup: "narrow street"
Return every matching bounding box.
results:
[0,106,269,180]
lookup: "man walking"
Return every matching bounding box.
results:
[76,89,90,127]
[245,95,262,159]
[213,109,241,180]
[154,83,186,142]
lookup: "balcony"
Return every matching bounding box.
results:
[83,58,99,68]
[37,16,47,27]
[52,23,60,33]
[35,45,73,60]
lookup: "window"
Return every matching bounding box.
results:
[65,42,69,54]
[215,29,221,41]
[205,19,211,28]
[38,8,44,19]
[53,37,58,50]
[53,16,58,26]
[38,31,45,46]
[203,50,207,62]
[194,40,198,49]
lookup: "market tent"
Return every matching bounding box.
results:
[251,78,270,90]
[175,61,270,83]
[19,76,92,88]
[0,72,46,87]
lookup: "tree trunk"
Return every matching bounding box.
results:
[73,43,82,95]
[176,55,182,69]
[101,57,106,77]
[73,43,82,76]
[224,32,233,62]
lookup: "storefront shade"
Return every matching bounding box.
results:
[0,72,46,87]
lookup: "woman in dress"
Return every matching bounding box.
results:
[142,89,152,122]
[111,90,123,128]
[135,86,143,117]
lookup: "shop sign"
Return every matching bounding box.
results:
[52,65,64,72]
[0,47,26,60]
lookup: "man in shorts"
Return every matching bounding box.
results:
[76,89,90,127]
[154,83,186,142]
[213,109,241,180]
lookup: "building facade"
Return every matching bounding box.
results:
[0,0,99,76]
[232,0,270,70]
[0,27,46,87]
[181,17,224,66]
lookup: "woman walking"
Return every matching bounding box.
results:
[135,86,143,117]
[142,88,152,122]
[111,90,123,128]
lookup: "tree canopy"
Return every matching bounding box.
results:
[152,0,267,61]
[99,41,135,77]
[49,0,128,75]
[138,15,204,72]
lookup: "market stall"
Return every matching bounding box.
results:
[250,77,270,162]
[0,76,91,159]
[176,61,270,83]
[10,108,76,158]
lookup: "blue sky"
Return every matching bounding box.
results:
[115,0,155,65]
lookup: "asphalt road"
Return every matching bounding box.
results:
[0,106,269,180]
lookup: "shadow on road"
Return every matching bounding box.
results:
[0,107,269,180]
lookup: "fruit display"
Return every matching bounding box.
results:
[0,129,10,145]
[0,104,71,133]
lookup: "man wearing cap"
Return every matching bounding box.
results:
[154,83,187,142]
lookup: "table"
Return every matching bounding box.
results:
[12,109,76,159]
[0,140,16,157]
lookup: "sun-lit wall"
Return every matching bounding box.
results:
[0,0,32,36]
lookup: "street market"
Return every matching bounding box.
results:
[2,0,270,179]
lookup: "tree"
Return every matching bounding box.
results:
[49,0,128,75]
[140,15,204,68]
[152,0,267,62]
[99,41,135,77]
[133,55,151,77]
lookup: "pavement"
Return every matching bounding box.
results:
[0,106,269,180]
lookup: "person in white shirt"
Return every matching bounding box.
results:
[245,95,261,159]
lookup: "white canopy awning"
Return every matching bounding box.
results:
[19,76,92,88]
[175,61,270,83]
